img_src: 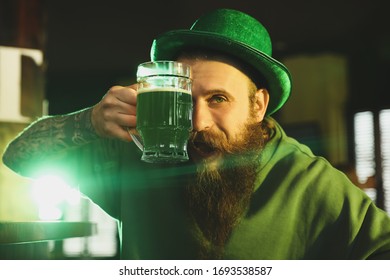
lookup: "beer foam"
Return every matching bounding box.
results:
[138,87,191,95]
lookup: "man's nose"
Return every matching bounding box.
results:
[192,101,213,132]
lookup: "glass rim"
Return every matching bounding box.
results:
[137,60,191,79]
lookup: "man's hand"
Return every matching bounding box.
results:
[91,85,137,142]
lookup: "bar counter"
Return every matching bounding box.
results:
[0,221,97,244]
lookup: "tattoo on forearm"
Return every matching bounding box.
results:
[3,107,99,173]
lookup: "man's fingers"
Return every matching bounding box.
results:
[91,85,138,140]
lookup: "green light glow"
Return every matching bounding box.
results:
[30,175,80,220]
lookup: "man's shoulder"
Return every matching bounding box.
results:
[259,118,350,190]
[262,118,323,169]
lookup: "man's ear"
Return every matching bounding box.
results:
[253,88,270,122]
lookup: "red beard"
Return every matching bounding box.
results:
[185,120,270,259]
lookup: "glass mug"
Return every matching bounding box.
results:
[130,61,193,163]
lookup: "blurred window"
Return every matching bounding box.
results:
[354,109,390,213]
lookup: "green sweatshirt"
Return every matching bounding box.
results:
[55,118,390,259]
[224,120,390,259]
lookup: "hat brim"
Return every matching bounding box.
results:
[151,30,292,116]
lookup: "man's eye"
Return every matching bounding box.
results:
[209,95,227,104]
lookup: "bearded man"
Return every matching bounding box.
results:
[3,9,390,260]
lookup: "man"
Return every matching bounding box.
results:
[3,8,390,259]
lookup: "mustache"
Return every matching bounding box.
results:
[189,131,236,154]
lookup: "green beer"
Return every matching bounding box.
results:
[137,87,192,163]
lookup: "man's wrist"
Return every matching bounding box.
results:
[71,107,100,145]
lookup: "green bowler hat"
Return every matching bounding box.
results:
[150,8,292,115]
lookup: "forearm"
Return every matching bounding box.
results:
[2,107,100,176]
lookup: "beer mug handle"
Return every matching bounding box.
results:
[127,128,144,151]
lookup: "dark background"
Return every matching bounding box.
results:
[43,0,390,114]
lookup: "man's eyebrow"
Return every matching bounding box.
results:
[204,88,235,99]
